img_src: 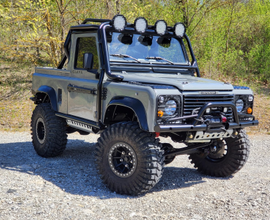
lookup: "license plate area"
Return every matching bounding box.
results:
[186,129,233,143]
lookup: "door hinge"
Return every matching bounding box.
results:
[101,88,107,100]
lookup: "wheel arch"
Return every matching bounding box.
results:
[33,85,58,112]
[104,97,149,131]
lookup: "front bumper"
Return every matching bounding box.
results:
[154,121,259,133]
[154,102,259,133]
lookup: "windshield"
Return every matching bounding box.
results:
[107,32,188,64]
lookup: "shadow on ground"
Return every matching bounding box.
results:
[0,139,222,199]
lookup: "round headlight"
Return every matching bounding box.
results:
[236,99,244,112]
[165,100,177,115]
[155,20,167,35]
[174,22,185,38]
[112,15,126,31]
[134,17,148,33]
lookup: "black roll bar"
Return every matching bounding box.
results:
[57,19,201,79]
[82,18,111,24]
[57,31,71,69]
[98,22,124,81]
[183,33,200,77]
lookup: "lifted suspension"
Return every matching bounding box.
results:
[163,141,213,157]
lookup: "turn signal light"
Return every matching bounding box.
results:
[157,110,164,117]
[247,107,252,114]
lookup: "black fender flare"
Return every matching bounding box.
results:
[106,97,149,131]
[35,85,58,112]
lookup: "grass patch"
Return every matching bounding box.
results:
[0,61,35,131]
[0,98,35,131]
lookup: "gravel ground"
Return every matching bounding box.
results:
[0,132,269,220]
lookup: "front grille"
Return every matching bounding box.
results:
[183,95,234,121]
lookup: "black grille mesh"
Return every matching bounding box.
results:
[183,95,234,121]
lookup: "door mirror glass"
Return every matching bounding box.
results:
[83,53,93,70]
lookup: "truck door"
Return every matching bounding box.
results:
[67,32,100,122]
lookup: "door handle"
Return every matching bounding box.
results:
[67,84,97,95]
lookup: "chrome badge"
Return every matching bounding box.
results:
[200,91,217,95]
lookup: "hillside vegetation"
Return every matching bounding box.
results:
[0,0,269,133]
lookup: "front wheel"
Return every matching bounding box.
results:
[95,122,164,195]
[189,129,250,177]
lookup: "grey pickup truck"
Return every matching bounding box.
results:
[30,15,258,195]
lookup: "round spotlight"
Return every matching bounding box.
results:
[174,22,185,38]
[134,17,148,33]
[155,20,167,35]
[112,15,126,31]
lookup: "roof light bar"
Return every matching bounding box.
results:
[112,15,127,31]
[174,22,185,38]
[155,20,167,35]
[134,17,148,33]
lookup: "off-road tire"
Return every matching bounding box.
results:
[95,122,164,195]
[31,103,67,157]
[189,129,250,177]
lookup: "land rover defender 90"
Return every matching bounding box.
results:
[31,15,258,195]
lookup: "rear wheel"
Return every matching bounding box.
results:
[95,122,164,195]
[31,103,67,157]
[189,129,250,177]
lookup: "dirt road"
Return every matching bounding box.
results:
[0,132,269,219]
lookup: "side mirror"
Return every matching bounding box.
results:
[83,53,93,70]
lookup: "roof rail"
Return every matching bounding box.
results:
[82,18,111,24]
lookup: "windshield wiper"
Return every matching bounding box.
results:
[145,56,174,65]
[110,54,141,63]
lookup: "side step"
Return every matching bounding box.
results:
[55,112,102,133]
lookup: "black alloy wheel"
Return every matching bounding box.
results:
[108,142,137,178]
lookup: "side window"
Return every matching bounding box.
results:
[75,37,99,70]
